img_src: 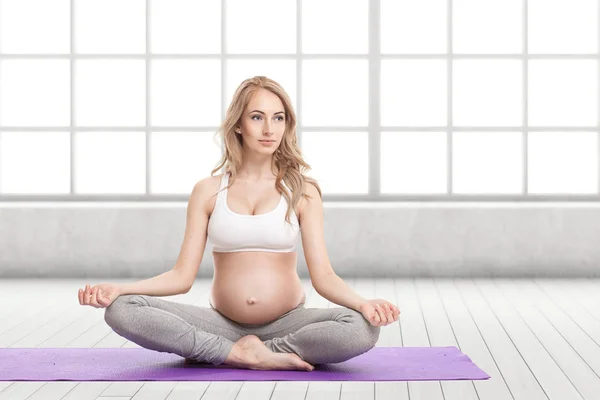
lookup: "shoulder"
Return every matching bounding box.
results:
[297,180,322,220]
[190,174,223,216]
[304,181,320,198]
[192,174,222,196]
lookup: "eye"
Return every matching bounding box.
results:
[251,115,285,121]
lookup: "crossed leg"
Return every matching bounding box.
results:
[104,294,380,366]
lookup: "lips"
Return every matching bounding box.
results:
[259,140,275,142]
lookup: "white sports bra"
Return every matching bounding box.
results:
[207,171,301,253]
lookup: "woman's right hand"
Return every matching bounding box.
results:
[78,283,122,308]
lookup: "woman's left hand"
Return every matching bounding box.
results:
[359,299,401,326]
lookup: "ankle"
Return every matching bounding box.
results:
[224,343,246,365]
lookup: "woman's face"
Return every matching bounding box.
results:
[235,89,286,152]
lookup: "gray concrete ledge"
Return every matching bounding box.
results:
[1,202,599,278]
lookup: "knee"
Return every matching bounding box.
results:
[104,294,146,330]
[342,309,380,349]
[368,325,381,347]
[363,319,380,348]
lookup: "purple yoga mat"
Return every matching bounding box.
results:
[0,346,490,381]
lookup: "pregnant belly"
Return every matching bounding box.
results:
[210,251,305,325]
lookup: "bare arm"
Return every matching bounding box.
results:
[315,274,367,312]
[118,269,190,297]
[117,178,211,297]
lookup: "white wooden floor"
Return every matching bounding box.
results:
[0,277,599,400]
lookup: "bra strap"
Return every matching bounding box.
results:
[216,172,228,204]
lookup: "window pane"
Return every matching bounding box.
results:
[0,60,70,127]
[528,132,598,194]
[528,60,597,127]
[452,131,522,194]
[302,60,368,127]
[0,132,70,194]
[302,0,368,54]
[301,131,368,194]
[453,59,522,127]
[151,0,221,54]
[0,0,70,54]
[76,0,145,54]
[76,60,146,127]
[74,132,146,194]
[381,59,446,127]
[381,0,446,54]
[150,131,221,194]
[381,132,447,194]
[453,0,522,54]
[529,0,597,54]
[151,59,221,127]
[226,0,296,54]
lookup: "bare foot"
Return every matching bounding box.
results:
[225,335,314,371]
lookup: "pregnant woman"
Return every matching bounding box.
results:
[78,76,401,371]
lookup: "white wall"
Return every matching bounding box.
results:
[2,202,599,279]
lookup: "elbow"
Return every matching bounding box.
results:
[184,277,196,293]
[172,268,194,294]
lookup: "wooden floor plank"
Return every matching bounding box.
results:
[507,279,600,400]
[416,278,479,400]
[454,278,547,400]
[475,278,582,400]
[535,279,600,336]
[0,282,82,400]
[435,278,512,400]
[0,278,595,400]
[372,278,409,400]
[497,279,600,400]
[395,278,444,400]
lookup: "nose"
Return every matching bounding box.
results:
[263,118,273,134]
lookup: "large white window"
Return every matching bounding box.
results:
[0,0,598,201]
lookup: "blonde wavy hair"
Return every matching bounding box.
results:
[210,76,322,226]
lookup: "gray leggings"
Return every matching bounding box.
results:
[104,294,380,366]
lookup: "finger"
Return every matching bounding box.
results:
[374,305,382,324]
[371,307,381,326]
[88,287,94,306]
[91,287,99,308]
[370,315,380,326]
[381,306,390,324]
[376,305,387,324]
[87,285,94,306]
[83,285,90,305]
[384,304,393,322]
[78,289,83,305]
[384,304,394,323]
[371,311,380,325]
[381,306,389,324]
